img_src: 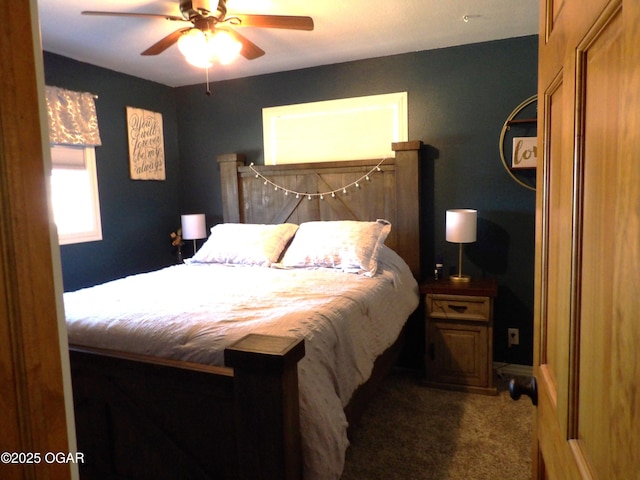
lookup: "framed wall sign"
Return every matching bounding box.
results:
[126,106,165,180]
[512,137,538,169]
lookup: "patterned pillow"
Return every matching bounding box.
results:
[188,223,299,266]
[280,219,391,276]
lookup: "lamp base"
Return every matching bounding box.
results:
[450,274,471,283]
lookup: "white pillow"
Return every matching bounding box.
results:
[188,223,299,266]
[280,219,391,276]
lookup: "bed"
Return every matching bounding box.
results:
[67,140,424,480]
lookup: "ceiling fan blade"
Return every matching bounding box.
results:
[232,14,314,31]
[141,28,191,56]
[82,11,186,22]
[220,27,265,60]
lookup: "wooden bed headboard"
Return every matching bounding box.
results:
[217,141,423,279]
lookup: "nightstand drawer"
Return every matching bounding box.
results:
[427,294,491,322]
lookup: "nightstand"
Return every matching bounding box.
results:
[421,278,498,395]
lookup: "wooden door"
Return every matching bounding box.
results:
[1,1,75,478]
[533,0,640,478]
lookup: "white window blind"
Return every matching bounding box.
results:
[50,145,103,245]
[51,143,85,168]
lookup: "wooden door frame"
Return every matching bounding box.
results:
[534,0,640,478]
[0,0,76,478]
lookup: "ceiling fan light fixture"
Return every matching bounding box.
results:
[178,28,208,60]
[184,54,214,68]
[178,28,241,68]
[209,30,242,65]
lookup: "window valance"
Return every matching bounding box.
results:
[45,86,101,146]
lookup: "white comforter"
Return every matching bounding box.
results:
[64,246,419,480]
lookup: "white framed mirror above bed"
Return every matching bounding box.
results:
[262,92,408,165]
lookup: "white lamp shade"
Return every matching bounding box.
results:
[446,209,477,243]
[181,214,207,240]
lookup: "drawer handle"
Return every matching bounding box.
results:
[448,304,468,313]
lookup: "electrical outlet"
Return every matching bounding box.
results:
[508,328,520,347]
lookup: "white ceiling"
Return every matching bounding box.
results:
[37,0,539,88]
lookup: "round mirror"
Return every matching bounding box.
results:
[499,95,537,191]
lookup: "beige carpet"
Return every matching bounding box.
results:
[341,369,534,480]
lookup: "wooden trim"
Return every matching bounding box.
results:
[0,0,73,478]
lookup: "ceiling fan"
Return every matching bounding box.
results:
[82,0,314,66]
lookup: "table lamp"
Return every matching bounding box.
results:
[181,213,207,256]
[446,209,477,282]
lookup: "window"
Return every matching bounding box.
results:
[50,145,102,245]
[262,92,408,165]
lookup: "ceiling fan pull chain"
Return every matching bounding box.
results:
[205,66,211,96]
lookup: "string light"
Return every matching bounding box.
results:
[249,157,387,199]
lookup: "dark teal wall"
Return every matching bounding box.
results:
[44,34,537,365]
[43,53,182,291]
[175,36,538,365]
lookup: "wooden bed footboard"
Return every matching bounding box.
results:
[70,334,305,480]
